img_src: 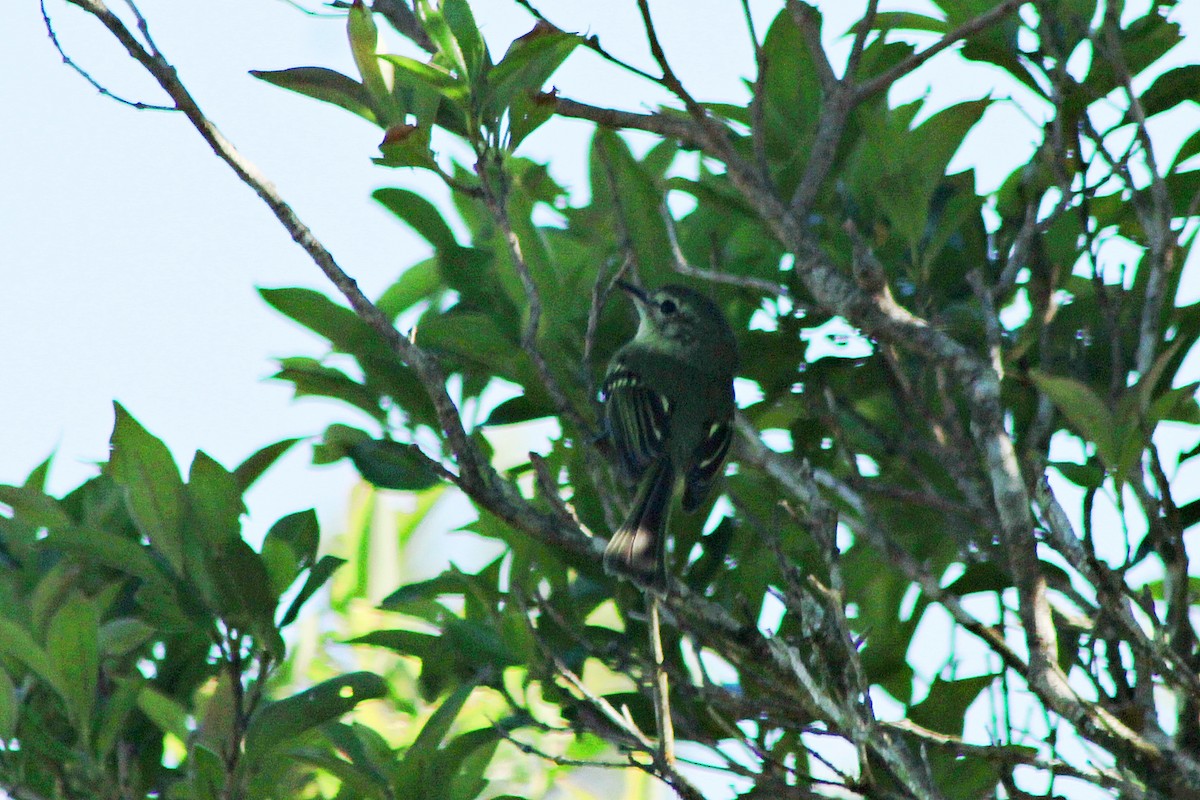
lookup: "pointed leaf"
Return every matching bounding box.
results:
[280,554,346,627]
[1030,371,1118,470]
[107,404,186,574]
[233,438,300,492]
[373,188,459,252]
[250,67,376,123]
[243,672,388,763]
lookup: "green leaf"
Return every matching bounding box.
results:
[379,53,467,99]
[351,628,441,658]
[233,438,300,493]
[243,672,388,764]
[0,669,18,741]
[42,527,166,585]
[313,423,374,464]
[866,11,948,34]
[348,0,394,123]
[23,451,54,492]
[1050,461,1105,489]
[349,439,443,491]
[261,509,321,597]
[107,403,186,574]
[374,188,460,252]
[190,743,225,800]
[380,570,466,610]
[377,258,442,321]
[279,554,346,627]
[0,618,64,702]
[250,67,376,123]
[272,357,385,421]
[489,24,579,120]
[442,0,489,81]
[507,87,555,149]
[209,538,284,657]
[48,596,99,730]
[376,123,438,170]
[1030,371,1118,470]
[441,727,500,800]
[481,394,555,426]
[1138,65,1200,120]
[137,685,192,742]
[187,451,245,548]
[410,681,476,758]
[416,0,468,79]
[0,485,72,529]
[98,617,156,659]
[908,674,996,736]
[260,288,372,353]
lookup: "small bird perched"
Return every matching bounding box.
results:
[601,281,738,588]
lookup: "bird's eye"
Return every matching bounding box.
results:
[659,299,678,314]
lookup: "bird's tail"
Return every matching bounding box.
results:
[603,459,675,589]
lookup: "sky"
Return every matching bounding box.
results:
[4,1,1200,795]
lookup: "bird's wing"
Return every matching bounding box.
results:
[682,416,732,512]
[602,364,670,483]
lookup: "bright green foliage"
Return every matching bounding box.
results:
[0,411,357,799]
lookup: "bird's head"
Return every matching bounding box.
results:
[616,281,738,366]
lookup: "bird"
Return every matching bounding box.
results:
[601,281,738,589]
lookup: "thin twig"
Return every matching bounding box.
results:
[647,597,675,766]
[660,203,789,297]
[41,0,175,111]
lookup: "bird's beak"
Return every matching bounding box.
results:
[615,279,650,307]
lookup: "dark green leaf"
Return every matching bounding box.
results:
[23,452,53,492]
[272,356,385,421]
[377,258,442,323]
[0,669,17,741]
[1030,371,1118,469]
[313,423,373,465]
[908,674,996,736]
[489,26,579,119]
[47,595,99,730]
[374,188,460,252]
[1139,65,1200,120]
[349,439,442,491]
[186,451,245,548]
[243,672,388,763]
[250,67,376,123]
[106,403,186,574]
[481,394,555,426]
[1050,461,1105,489]
[0,485,72,529]
[262,509,321,597]
[233,438,299,492]
[280,554,346,628]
